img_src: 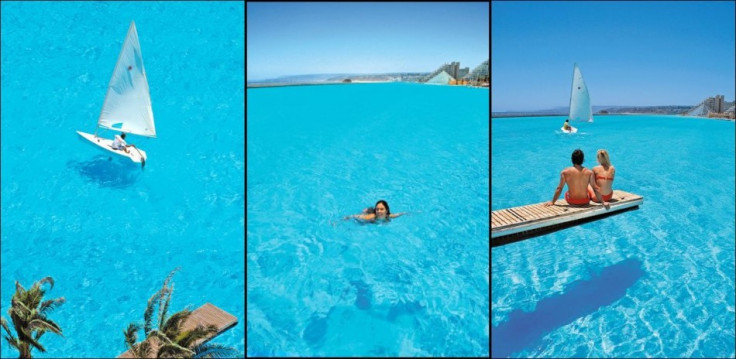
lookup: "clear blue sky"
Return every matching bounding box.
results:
[492,1,735,111]
[247,2,489,81]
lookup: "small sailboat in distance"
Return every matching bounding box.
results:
[77,21,155,168]
[567,63,593,123]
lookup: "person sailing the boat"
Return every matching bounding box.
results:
[111,132,135,154]
[562,119,572,131]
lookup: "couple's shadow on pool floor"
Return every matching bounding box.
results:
[68,155,142,189]
[491,258,645,357]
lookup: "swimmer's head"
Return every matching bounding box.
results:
[374,200,390,219]
[362,207,375,214]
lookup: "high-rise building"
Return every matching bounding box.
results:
[463,59,489,81]
[715,95,724,113]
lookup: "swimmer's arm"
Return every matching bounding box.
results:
[343,214,371,220]
[389,212,406,218]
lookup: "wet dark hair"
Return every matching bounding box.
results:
[362,207,375,214]
[121,133,126,139]
[374,200,391,217]
[571,149,584,165]
[565,119,569,122]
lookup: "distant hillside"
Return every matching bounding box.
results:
[247,74,351,84]
[492,105,693,117]
[248,72,430,84]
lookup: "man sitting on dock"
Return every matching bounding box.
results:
[544,149,610,209]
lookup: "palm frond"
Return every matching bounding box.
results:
[18,326,46,353]
[177,324,217,349]
[37,277,55,290]
[143,290,163,336]
[155,268,179,330]
[28,318,63,337]
[159,285,174,329]
[157,342,195,358]
[148,329,175,347]
[1,317,16,340]
[161,309,191,340]
[3,333,21,351]
[124,322,140,348]
[192,342,242,358]
[11,298,33,317]
[39,297,66,315]
[161,268,181,290]
[14,281,26,297]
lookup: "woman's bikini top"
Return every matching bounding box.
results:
[595,175,614,181]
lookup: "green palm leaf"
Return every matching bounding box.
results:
[192,343,242,358]
[161,309,191,340]
[3,277,64,358]
[28,318,63,336]
[39,297,66,315]
[143,290,163,336]
[157,342,195,358]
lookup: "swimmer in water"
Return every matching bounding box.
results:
[344,200,406,221]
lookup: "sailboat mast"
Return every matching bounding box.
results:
[568,63,576,121]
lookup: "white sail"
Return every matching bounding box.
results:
[568,63,593,123]
[97,21,155,137]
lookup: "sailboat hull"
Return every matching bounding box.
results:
[76,131,147,163]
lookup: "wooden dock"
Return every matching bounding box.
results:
[118,303,238,358]
[492,190,643,245]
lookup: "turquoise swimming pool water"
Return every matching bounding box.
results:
[1,2,244,357]
[491,115,735,358]
[247,83,489,356]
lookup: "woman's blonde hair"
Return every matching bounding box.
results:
[597,149,611,167]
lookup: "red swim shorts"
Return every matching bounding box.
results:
[565,191,590,205]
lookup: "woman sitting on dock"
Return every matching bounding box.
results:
[587,149,615,202]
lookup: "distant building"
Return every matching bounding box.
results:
[422,62,459,82]
[463,59,489,81]
[687,94,734,118]
[425,70,454,84]
[703,95,724,113]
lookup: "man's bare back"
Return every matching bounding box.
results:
[562,166,593,199]
[544,149,609,208]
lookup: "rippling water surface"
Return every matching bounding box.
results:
[1,2,244,357]
[248,83,489,356]
[492,115,735,358]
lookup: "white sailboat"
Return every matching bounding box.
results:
[567,63,593,124]
[77,21,155,167]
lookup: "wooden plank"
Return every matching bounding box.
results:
[512,206,540,221]
[517,205,545,220]
[118,303,238,358]
[506,208,527,221]
[492,190,643,239]
[491,210,512,224]
[491,214,509,227]
[494,210,518,225]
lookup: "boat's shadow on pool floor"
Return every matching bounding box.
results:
[491,258,645,357]
[68,155,142,188]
